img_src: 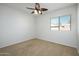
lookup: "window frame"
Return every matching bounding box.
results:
[50,15,71,31]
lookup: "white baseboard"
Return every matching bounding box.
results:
[0,37,34,48]
[36,36,77,48]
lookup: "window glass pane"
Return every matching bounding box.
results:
[51,17,59,31]
[60,16,70,31]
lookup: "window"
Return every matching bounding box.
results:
[60,16,71,31]
[50,17,59,31]
[50,15,71,31]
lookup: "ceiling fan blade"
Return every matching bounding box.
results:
[41,8,48,11]
[26,7,35,10]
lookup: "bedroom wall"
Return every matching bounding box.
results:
[77,4,79,53]
[36,5,77,48]
[0,5,35,48]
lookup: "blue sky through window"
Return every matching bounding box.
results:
[51,17,59,25]
[60,16,70,25]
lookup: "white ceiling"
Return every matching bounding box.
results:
[0,3,76,14]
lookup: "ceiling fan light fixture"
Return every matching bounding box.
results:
[26,3,48,15]
[34,10,38,14]
[39,10,42,14]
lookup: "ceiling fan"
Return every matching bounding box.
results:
[26,3,48,14]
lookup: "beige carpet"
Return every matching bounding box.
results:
[0,39,78,56]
